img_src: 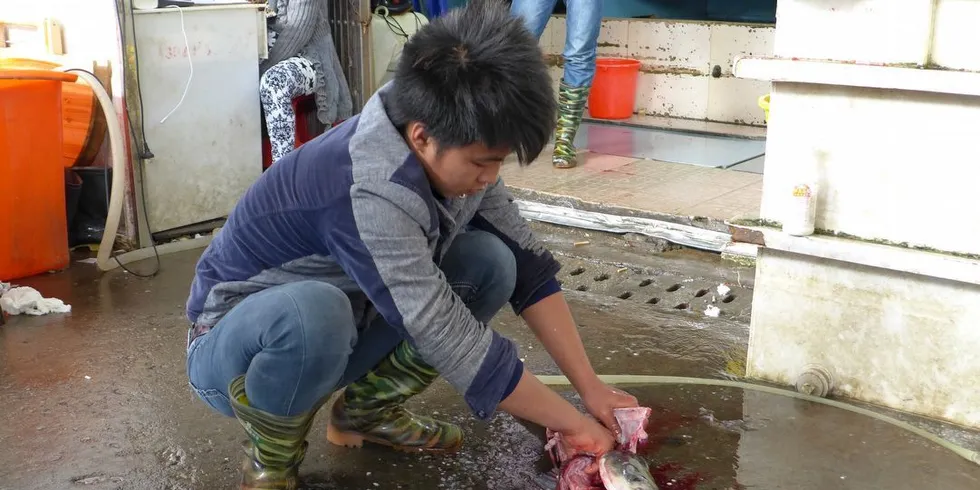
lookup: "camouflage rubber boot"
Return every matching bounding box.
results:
[553,80,591,169]
[326,341,463,453]
[229,375,318,490]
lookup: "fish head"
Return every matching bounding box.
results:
[598,450,659,490]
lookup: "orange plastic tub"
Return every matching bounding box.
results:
[588,58,641,120]
[0,70,78,281]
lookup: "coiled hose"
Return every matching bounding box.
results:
[536,374,980,466]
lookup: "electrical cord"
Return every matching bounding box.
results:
[377,5,424,40]
[158,5,193,124]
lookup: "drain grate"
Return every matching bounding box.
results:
[555,258,752,321]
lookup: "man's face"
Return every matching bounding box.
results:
[406,122,510,198]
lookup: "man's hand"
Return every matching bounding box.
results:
[561,416,616,456]
[519,292,639,436]
[581,382,639,438]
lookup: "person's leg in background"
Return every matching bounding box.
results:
[259,56,318,162]
[553,0,602,168]
[511,0,602,169]
[326,230,518,452]
[510,0,558,38]
[186,281,358,489]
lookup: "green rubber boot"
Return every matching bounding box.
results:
[326,341,463,453]
[553,80,591,169]
[229,376,317,490]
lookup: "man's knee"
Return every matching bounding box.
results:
[268,281,357,355]
[453,231,517,302]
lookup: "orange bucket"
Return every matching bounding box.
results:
[588,58,641,120]
[0,69,78,281]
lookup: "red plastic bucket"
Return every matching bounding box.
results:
[588,58,641,120]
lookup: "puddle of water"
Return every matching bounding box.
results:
[558,385,980,490]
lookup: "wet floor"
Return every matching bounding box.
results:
[2,229,980,489]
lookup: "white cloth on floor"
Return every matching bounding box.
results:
[0,286,71,316]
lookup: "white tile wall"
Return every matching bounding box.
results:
[541,17,775,126]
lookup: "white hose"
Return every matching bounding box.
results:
[67,70,128,272]
[536,374,980,466]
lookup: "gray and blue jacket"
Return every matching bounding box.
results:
[186,84,562,419]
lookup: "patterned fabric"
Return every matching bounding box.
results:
[259,57,317,162]
[229,375,321,489]
[553,80,591,169]
[326,341,464,452]
[261,0,353,125]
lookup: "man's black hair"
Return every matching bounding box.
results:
[388,0,556,165]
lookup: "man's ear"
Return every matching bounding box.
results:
[405,121,430,154]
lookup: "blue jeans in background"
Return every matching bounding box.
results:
[511,0,603,88]
[185,230,517,418]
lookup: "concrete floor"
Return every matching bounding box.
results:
[2,225,980,489]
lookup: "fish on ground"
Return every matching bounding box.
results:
[544,407,660,490]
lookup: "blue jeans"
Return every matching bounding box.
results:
[186,230,517,418]
[511,0,603,87]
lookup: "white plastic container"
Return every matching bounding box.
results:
[783,179,818,236]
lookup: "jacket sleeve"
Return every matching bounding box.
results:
[318,181,523,420]
[470,178,563,314]
[263,0,319,69]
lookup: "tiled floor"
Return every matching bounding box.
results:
[505,119,766,221]
[502,147,763,221]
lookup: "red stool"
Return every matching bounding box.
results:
[261,94,332,170]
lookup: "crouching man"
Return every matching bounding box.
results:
[184,1,637,488]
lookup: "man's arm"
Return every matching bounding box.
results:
[472,178,638,430]
[319,181,610,439]
[321,181,513,419]
[520,290,603,395]
[471,178,598,390]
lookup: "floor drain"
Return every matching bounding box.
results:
[618,292,633,300]
[639,279,653,287]
[594,273,610,282]
[646,298,660,305]
[576,285,589,292]
[666,284,682,292]
[695,289,709,298]
[722,294,736,303]
[570,267,586,276]
[674,303,690,310]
